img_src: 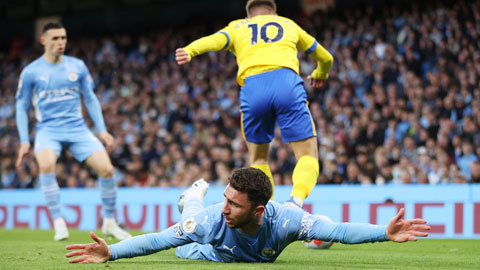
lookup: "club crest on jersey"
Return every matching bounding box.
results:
[261,248,276,257]
[182,218,197,234]
[68,72,78,82]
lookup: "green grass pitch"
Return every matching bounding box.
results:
[0,229,478,270]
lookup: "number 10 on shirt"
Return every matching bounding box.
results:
[248,22,284,45]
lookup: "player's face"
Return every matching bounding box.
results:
[221,185,257,229]
[41,28,67,56]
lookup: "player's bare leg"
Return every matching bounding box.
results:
[85,150,131,241]
[245,141,274,199]
[288,136,319,207]
[36,149,68,241]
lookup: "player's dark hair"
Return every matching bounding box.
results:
[228,167,272,208]
[246,0,277,15]
[42,22,64,33]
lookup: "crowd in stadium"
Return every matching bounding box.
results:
[1,0,479,189]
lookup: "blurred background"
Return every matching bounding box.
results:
[1,0,480,190]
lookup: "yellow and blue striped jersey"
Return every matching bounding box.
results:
[184,14,333,86]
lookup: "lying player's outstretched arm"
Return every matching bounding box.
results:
[304,208,430,244]
[66,225,193,263]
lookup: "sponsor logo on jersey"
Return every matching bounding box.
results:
[182,217,197,234]
[222,244,236,254]
[299,213,315,238]
[68,72,78,82]
[37,87,79,103]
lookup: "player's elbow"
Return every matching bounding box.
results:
[323,53,334,66]
[16,99,29,111]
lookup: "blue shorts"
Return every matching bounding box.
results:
[34,126,105,162]
[240,68,316,144]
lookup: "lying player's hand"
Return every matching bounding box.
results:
[386,208,430,242]
[307,76,326,88]
[66,232,112,263]
[175,48,190,65]
[16,143,31,168]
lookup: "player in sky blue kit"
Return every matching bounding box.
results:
[15,22,131,241]
[65,168,430,264]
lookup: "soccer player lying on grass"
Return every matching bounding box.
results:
[66,168,430,263]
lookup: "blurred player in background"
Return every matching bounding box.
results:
[176,0,334,207]
[65,168,430,263]
[15,22,131,241]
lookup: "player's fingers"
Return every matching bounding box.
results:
[90,231,103,244]
[411,224,430,231]
[66,244,88,250]
[176,58,187,65]
[105,137,113,148]
[307,76,314,87]
[178,52,188,57]
[175,54,187,60]
[412,231,429,237]
[176,56,189,63]
[414,225,431,231]
[66,250,85,258]
[393,208,405,222]
[410,218,427,224]
[407,236,418,241]
[15,154,23,168]
[69,255,89,263]
[175,51,188,57]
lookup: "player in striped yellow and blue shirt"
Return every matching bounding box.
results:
[176,0,334,207]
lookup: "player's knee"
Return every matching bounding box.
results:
[98,164,114,178]
[38,162,55,173]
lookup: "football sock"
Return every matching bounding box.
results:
[291,155,319,204]
[99,177,116,218]
[39,173,62,219]
[251,164,274,199]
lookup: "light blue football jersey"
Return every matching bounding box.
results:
[16,56,105,143]
[109,200,388,263]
